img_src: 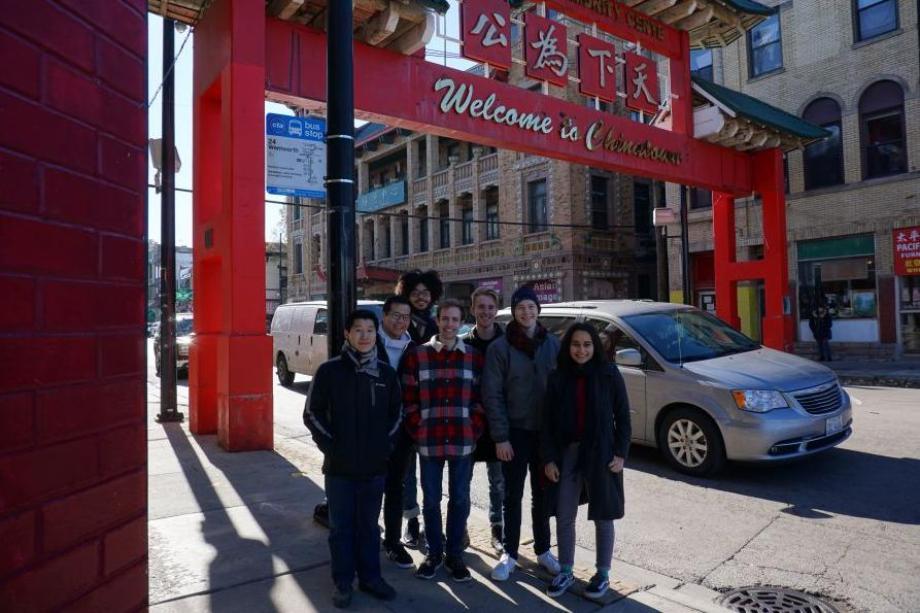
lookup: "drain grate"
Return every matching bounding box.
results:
[719,587,840,613]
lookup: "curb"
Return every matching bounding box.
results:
[838,374,920,389]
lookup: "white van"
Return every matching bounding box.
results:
[270,300,384,385]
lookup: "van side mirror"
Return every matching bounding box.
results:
[615,348,642,368]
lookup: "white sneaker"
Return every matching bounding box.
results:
[537,550,561,576]
[490,553,517,581]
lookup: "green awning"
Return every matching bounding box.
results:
[719,0,775,15]
[692,76,830,142]
[417,0,449,13]
[797,235,875,261]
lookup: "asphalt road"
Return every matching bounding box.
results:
[149,342,920,612]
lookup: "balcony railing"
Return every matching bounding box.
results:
[432,170,449,200]
[412,177,427,205]
[479,153,499,185]
[356,180,406,213]
[455,160,474,194]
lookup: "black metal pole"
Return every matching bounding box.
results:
[679,185,691,306]
[158,19,182,422]
[325,2,357,359]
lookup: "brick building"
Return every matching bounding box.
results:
[661,0,920,357]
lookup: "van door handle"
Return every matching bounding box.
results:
[298,335,301,344]
[310,337,313,346]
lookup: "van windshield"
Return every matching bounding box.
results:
[623,309,759,364]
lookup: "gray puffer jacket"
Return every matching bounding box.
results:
[482,329,560,442]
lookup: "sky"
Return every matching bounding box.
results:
[146,4,470,247]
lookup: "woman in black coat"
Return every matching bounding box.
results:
[540,322,631,600]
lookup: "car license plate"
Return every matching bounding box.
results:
[825,415,843,436]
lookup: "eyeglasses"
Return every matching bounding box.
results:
[387,312,411,321]
[409,290,431,298]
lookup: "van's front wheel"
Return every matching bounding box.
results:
[276,354,294,387]
[658,408,725,477]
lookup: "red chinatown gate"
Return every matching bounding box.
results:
[191,0,794,450]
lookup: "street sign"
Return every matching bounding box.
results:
[266,113,326,198]
[653,207,676,226]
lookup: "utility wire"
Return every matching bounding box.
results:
[148,22,193,109]
[152,184,639,231]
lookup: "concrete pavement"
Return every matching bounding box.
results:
[824,358,920,388]
[146,402,730,612]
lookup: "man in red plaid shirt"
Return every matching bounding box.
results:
[401,298,485,583]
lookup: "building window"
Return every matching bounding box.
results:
[418,206,429,252]
[590,176,608,229]
[797,235,877,321]
[634,181,652,236]
[417,140,427,178]
[310,236,321,268]
[690,49,713,81]
[854,0,898,41]
[802,98,844,190]
[747,14,782,78]
[400,212,409,255]
[690,187,712,210]
[860,80,907,180]
[461,207,474,245]
[485,188,500,241]
[439,202,450,249]
[527,179,548,233]
[383,223,391,259]
[293,240,303,274]
[292,201,302,221]
[365,223,375,260]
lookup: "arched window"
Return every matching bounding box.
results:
[859,80,906,179]
[802,98,844,190]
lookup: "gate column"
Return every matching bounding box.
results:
[191,0,272,450]
[713,191,740,330]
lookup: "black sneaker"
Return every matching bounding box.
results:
[332,583,352,609]
[401,517,420,549]
[313,502,330,529]
[490,524,504,554]
[584,573,610,600]
[358,577,397,601]
[415,554,443,580]
[384,542,414,569]
[444,555,472,583]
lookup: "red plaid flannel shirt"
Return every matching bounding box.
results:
[401,337,486,459]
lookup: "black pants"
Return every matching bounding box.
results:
[383,429,415,546]
[326,474,385,587]
[501,428,551,559]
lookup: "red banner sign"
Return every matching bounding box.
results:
[460,0,512,69]
[894,226,920,276]
[577,33,618,102]
[524,13,569,86]
[624,51,660,115]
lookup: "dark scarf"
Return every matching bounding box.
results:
[409,307,436,343]
[506,320,547,359]
[342,341,380,378]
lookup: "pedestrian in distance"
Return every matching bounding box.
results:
[303,309,403,609]
[809,304,833,362]
[394,269,443,548]
[461,286,507,554]
[541,323,631,600]
[401,299,486,582]
[483,286,562,581]
[376,295,421,569]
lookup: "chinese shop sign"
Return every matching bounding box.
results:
[894,226,920,276]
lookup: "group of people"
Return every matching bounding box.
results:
[304,269,632,609]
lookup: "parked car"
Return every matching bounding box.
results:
[153,313,194,379]
[270,300,384,386]
[497,300,853,476]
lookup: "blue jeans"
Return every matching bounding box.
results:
[487,461,505,526]
[325,474,385,587]
[419,455,473,558]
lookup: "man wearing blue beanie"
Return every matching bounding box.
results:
[482,285,562,581]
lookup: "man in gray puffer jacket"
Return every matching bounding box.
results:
[482,286,561,581]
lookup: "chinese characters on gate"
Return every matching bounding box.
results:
[461,0,662,115]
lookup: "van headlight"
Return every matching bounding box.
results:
[731,389,787,413]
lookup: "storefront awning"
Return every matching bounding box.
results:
[691,76,830,152]
[615,0,775,48]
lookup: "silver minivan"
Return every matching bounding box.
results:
[270,300,384,385]
[497,300,853,476]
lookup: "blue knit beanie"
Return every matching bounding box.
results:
[511,286,540,311]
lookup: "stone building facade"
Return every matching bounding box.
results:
[663,0,920,357]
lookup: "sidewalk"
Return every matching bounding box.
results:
[147,417,730,612]
[825,359,920,389]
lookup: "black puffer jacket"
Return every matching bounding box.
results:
[540,363,631,520]
[304,356,402,478]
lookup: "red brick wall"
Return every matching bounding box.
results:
[0,1,147,610]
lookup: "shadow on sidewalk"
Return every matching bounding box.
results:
[154,422,328,611]
[624,444,920,525]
